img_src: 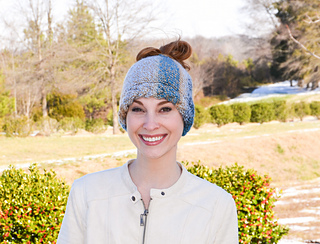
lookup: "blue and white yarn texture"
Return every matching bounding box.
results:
[118,54,194,136]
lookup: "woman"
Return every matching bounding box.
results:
[57,40,238,244]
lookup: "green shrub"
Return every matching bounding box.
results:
[292,101,311,121]
[85,118,107,134]
[59,117,85,134]
[209,104,233,127]
[230,103,251,125]
[273,100,288,122]
[47,92,85,121]
[2,116,33,137]
[193,104,210,129]
[185,162,289,243]
[250,103,274,123]
[0,164,70,243]
[107,108,113,126]
[0,94,15,118]
[310,101,320,119]
[31,107,43,122]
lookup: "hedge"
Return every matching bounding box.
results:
[231,103,251,125]
[250,103,274,123]
[273,100,288,122]
[0,165,69,243]
[292,102,311,121]
[209,104,234,127]
[310,101,320,119]
[193,104,210,129]
[186,162,289,243]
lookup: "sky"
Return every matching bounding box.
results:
[0,0,249,41]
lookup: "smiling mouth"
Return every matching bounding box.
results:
[141,135,165,142]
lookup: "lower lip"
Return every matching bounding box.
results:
[139,135,167,146]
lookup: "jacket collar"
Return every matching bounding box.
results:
[121,160,189,203]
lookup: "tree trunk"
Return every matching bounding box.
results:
[110,66,120,134]
[42,88,48,117]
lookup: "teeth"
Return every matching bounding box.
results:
[142,136,164,142]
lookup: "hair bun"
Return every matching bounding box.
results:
[136,40,192,70]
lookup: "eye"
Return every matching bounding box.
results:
[160,107,172,112]
[131,107,144,112]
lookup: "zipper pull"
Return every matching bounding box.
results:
[140,209,149,226]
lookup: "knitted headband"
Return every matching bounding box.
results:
[118,54,194,136]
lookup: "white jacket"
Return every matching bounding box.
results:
[57,161,238,244]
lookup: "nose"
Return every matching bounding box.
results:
[143,112,160,131]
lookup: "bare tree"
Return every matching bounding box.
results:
[85,0,156,134]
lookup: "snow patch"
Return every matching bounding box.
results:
[278,217,317,225]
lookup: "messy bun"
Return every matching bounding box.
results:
[136,40,192,71]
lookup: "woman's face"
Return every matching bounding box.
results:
[126,97,184,160]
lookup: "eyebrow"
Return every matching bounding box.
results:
[132,100,171,106]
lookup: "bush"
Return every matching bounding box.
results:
[59,117,85,134]
[85,118,107,134]
[273,100,288,122]
[0,94,15,118]
[292,101,311,121]
[0,164,70,243]
[250,103,274,123]
[209,104,233,126]
[310,101,320,119]
[231,103,251,125]
[2,116,33,137]
[193,104,210,129]
[47,92,85,121]
[185,162,289,243]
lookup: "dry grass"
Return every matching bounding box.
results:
[2,119,320,241]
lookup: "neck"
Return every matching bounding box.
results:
[129,151,181,190]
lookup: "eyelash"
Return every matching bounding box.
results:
[131,107,143,112]
[130,107,172,113]
[160,107,172,112]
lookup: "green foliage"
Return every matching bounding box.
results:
[31,107,43,122]
[250,103,274,123]
[0,164,70,243]
[230,103,251,125]
[273,100,288,122]
[79,89,110,119]
[193,104,210,129]
[85,118,107,134]
[292,102,311,121]
[59,117,85,134]
[209,104,234,127]
[107,108,113,126]
[310,101,320,119]
[185,162,289,243]
[0,73,15,118]
[0,95,15,118]
[2,116,33,137]
[47,92,85,121]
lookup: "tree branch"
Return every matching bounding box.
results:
[285,24,320,59]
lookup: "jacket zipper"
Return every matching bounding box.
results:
[140,199,151,244]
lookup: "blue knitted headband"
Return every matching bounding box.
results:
[118,54,194,136]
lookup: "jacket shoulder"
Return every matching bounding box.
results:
[182,171,235,212]
[71,165,128,202]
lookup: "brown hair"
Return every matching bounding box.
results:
[136,40,192,71]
